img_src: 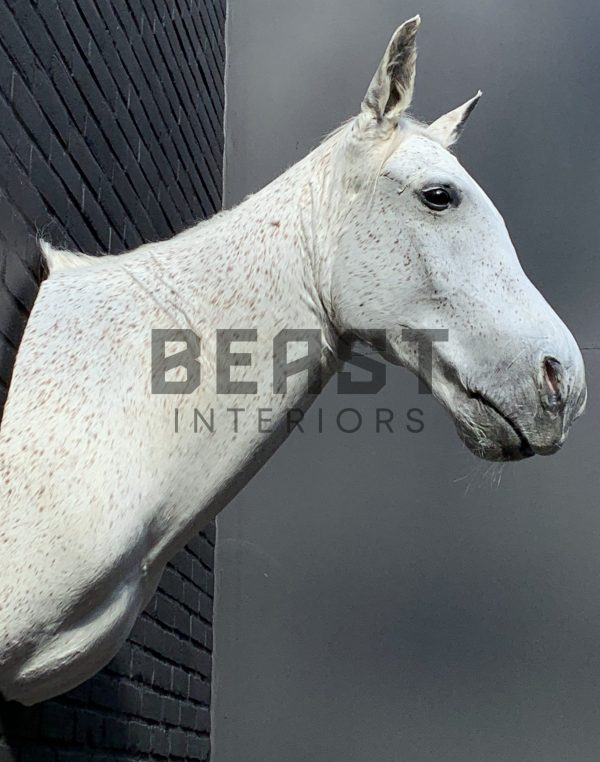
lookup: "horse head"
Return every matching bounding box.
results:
[327,16,586,460]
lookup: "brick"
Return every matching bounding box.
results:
[165,631,187,664]
[129,647,154,684]
[203,523,216,546]
[189,675,210,705]
[142,618,168,656]
[187,534,215,568]
[183,581,201,611]
[155,594,177,628]
[41,703,75,741]
[174,605,192,638]
[199,591,214,622]
[63,679,91,705]
[0,336,15,373]
[168,728,187,758]
[21,7,57,71]
[140,690,162,723]
[10,77,52,159]
[191,558,211,590]
[151,661,172,693]
[179,702,196,731]
[3,251,39,312]
[170,666,190,699]
[103,716,129,750]
[125,721,152,755]
[190,615,210,645]
[150,725,169,758]
[159,566,183,600]
[116,682,142,716]
[194,706,210,734]
[89,674,119,710]
[105,644,131,677]
[187,735,210,761]
[0,0,221,755]
[173,551,194,581]
[192,648,212,679]
[162,696,180,727]
[74,709,105,746]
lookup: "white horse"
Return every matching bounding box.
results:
[0,17,586,704]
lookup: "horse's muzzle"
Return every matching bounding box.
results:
[452,349,587,463]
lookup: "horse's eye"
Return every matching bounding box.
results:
[420,187,455,211]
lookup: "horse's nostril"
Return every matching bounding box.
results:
[543,357,561,394]
[541,357,564,413]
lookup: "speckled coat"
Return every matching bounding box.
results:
[0,17,586,704]
[0,134,344,703]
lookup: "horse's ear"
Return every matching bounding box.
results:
[427,91,482,147]
[361,16,420,126]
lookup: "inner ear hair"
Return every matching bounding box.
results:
[362,16,421,125]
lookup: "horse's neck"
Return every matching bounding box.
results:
[130,143,343,532]
[110,138,340,463]
[144,140,338,358]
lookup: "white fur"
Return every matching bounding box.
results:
[39,240,98,272]
[0,18,585,704]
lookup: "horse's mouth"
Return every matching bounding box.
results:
[445,379,537,462]
[465,389,535,461]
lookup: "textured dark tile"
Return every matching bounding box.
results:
[0,0,223,758]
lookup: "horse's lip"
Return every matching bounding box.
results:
[466,389,535,459]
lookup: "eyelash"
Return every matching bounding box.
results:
[381,174,460,210]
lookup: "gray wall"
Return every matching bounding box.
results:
[214,2,600,760]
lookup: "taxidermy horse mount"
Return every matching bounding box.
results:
[0,17,586,704]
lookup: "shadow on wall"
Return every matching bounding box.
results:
[0,678,124,755]
[0,542,214,760]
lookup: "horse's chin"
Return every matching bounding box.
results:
[451,399,536,463]
[454,419,535,462]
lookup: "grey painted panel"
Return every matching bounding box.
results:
[214,1,600,760]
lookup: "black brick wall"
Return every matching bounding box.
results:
[0,1,226,759]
